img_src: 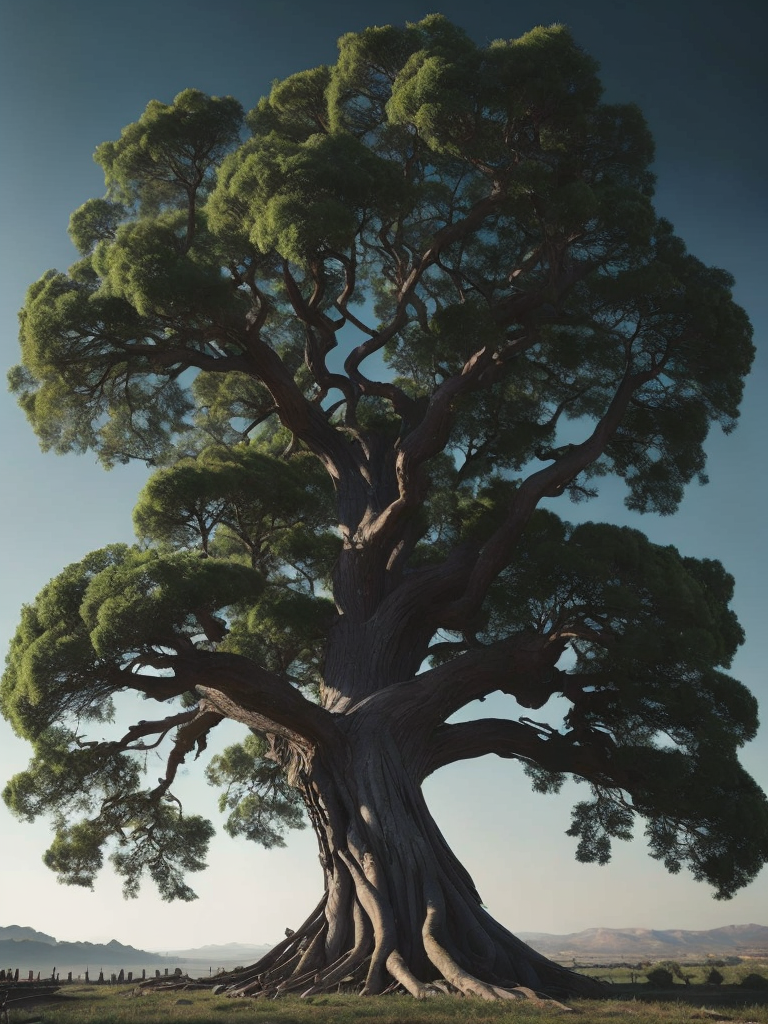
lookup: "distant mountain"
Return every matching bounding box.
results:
[158,941,272,961]
[0,925,56,945]
[0,928,273,975]
[4,923,765,974]
[0,935,171,972]
[519,924,768,960]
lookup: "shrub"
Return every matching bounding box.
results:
[740,972,768,990]
[646,966,675,988]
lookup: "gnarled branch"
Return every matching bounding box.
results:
[425,717,629,790]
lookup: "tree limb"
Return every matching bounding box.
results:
[150,705,225,801]
[444,365,656,624]
[425,717,630,789]
[189,652,339,749]
[114,648,337,749]
[370,633,567,736]
[115,710,200,751]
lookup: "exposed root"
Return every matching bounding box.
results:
[210,903,582,1010]
[204,754,600,1008]
[421,895,577,1009]
[385,951,442,999]
[206,882,592,1008]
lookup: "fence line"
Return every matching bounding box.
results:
[0,965,192,984]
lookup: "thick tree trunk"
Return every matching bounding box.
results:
[216,713,602,1002]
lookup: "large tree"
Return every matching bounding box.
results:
[3,16,766,1002]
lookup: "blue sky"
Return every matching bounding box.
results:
[0,0,765,949]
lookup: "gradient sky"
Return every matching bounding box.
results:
[0,0,765,950]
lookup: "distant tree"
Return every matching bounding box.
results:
[740,972,768,990]
[3,16,767,1002]
[656,960,691,985]
[741,970,768,987]
[646,965,676,989]
[706,967,724,985]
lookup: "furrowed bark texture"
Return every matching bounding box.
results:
[200,323,624,999]
[211,703,600,1001]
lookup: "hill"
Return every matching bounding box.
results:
[0,936,170,974]
[518,924,768,961]
[3,923,765,974]
[0,925,56,944]
[0,928,272,976]
[158,941,272,961]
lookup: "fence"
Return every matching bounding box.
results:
[0,966,187,985]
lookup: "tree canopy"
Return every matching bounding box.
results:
[2,15,764,1001]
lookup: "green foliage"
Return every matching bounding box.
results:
[42,800,214,901]
[133,442,336,572]
[0,542,263,739]
[205,733,305,846]
[223,588,334,688]
[2,545,130,739]
[94,88,243,215]
[78,548,263,659]
[91,210,238,319]
[567,791,634,866]
[444,511,766,896]
[211,131,409,263]
[3,14,764,910]
[68,197,126,256]
[3,726,140,823]
[2,725,214,900]
[9,15,752,492]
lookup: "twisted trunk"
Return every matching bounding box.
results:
[217,709,601,1001]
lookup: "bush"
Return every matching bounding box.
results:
[740,972,768,990]
[706,967,724,985]
[646,966,675,988]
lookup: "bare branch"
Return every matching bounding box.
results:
[150,705,225,801]
[116,710,199,751]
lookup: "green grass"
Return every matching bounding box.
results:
[586,961,768,988]
[7,979,768,1024]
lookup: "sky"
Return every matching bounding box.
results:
[0,0,765,951]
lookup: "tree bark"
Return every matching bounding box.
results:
[215,708,602,1001]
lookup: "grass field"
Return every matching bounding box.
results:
[585,962,768,987]
[5,961,768,1024]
